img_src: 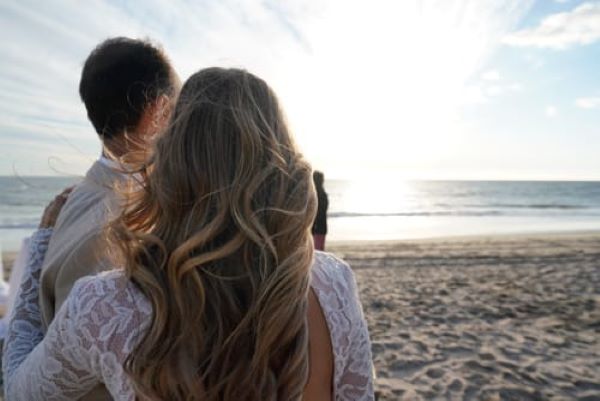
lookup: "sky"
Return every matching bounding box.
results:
[0,0,599,180]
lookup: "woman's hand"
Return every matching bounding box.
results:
[39,187,74,229]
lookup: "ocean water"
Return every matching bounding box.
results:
[326,180,600,241]
[0,176,81,251]
[1,177,599,251]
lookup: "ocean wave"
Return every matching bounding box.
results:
[433,203,589,210]
[0,200,47,207]
[0,223,38,229]
[328,206,599,218]
[489,204,587,210]
[328,211,504,218]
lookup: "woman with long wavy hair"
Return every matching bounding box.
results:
[3,68,374,401]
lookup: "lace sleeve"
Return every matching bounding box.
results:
[311,252,375,401]
[2,228,53,389]
[2,229,142,400]
[337,261,375,401]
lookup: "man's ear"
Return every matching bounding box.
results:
[137,94,172,138]
[152,94,173,129]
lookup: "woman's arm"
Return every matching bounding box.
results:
[1,187,106,400]
[1,228,101,399]
[338,262,375,401]
[2,186,72,371]
[2,228,52,382]
[2,233,138,400]
[312,253,375,401]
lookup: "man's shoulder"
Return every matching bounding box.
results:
[41,164,121,281]
[43,185,113,264]
[48,163,121,252]
[57,184,107,221]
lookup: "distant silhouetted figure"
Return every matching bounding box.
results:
[312,171,329,250]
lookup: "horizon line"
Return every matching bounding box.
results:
[1,175,599,183]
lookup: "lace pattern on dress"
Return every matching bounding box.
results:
[2,228,150,400]
[311,252,375,401]
[3,234,373,401]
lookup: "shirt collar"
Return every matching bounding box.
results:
[98,155,123,171]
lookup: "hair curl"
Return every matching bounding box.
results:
[110,67,317,401]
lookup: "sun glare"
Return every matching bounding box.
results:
[335,179,415,215]
[272,1,529,179]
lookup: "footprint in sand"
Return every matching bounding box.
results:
[441,346,476,359]
[424,367,445,379]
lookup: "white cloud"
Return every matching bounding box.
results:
[481,69,501,81]
[0,0,536,176]
[576,97,600,109]
[508,83,523,91]
[504,2,600,49]
[524,54,545,69]
[545,105,558,117]
[466,70,522,102]
[486,85,504,97]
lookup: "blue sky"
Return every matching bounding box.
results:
[0,0,599,180]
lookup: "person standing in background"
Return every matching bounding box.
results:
[312,170,329,250]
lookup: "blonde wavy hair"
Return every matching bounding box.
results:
[110,67,317,400]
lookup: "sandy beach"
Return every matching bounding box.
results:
[1,252,14,283]
[2,233,600,400]
[330,233,600,401]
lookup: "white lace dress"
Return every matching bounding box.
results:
[3,229,374,400]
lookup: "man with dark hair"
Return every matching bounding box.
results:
[79,37,176,148]
[38,37,178,401]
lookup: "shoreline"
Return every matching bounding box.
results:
[4,229,599,266]
[328,228,600,247]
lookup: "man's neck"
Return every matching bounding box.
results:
[102,133,130,159]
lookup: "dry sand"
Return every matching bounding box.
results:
[2,233,599,400]
[1,252,15,283]
[330,233,600,401]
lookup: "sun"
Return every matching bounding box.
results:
[266,1,513,179]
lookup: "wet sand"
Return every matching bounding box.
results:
[330,233,600,401]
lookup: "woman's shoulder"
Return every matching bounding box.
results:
[68,269,151,320]
[310,251,374,400]
[311,251,354,289]
[310,251,362,318]
[50,269,151,387]
[71,269,129,296]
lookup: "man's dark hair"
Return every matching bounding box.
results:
[79,37,174,140]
